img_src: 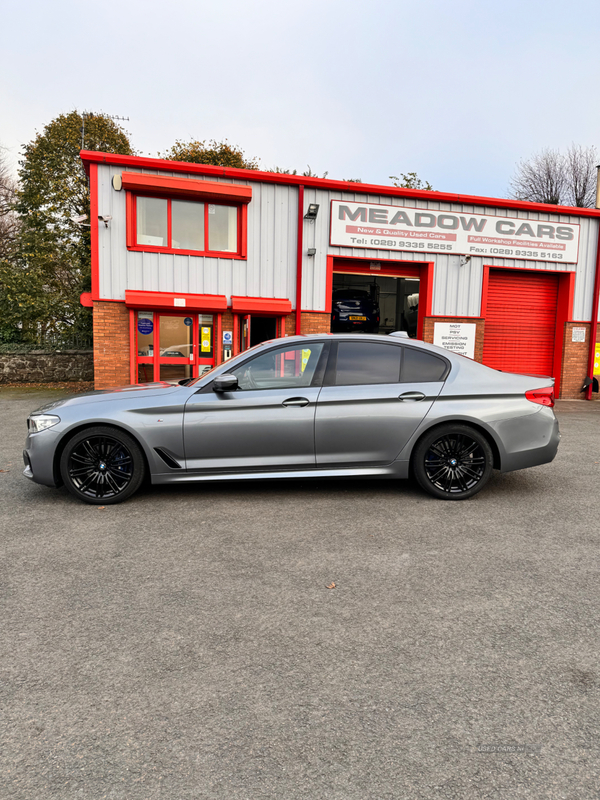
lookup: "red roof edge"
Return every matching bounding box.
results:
[80,150,600,218]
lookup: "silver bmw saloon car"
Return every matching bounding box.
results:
[23,333,560,504]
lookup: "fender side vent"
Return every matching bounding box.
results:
[154,447,183,469]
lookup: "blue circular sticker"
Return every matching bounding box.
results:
[184,317,193,326]
[137,318,153,335]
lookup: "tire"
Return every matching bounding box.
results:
[60,426,146,505]
[413,424,493,501]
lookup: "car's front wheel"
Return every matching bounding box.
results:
[60,426,145,505]
[413,424,493,500]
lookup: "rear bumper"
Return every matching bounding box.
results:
[332,321,378,332]
[490,407,560,473]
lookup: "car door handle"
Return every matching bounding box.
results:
[398,391,426,402]
[282,397,310,407]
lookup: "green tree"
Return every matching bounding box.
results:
[390,172,433,191]
[0,148,19,261]
[0,111,133,342]
[266,165,330,178]
[163,139,259,169]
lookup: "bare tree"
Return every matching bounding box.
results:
[564,144,597,207]
[0,147,19,260]
[510,148,566,205]
[510,145,598,207]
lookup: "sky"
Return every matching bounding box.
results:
[2,0,600,199]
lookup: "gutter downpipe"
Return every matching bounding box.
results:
[295,185,304,335]
[584,167,600,399]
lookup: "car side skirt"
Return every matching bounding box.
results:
[150,462,410,484]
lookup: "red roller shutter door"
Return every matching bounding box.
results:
[483,270,558,376]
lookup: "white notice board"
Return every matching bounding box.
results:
[433,322,476,359]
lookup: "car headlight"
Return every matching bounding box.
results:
[28,414,61,432]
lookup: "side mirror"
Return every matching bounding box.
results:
[212,374,238,393]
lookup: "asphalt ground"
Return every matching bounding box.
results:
[1,387,600,800]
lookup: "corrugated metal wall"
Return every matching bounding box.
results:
[97,165,600,321]
[307,187,599,321]
[97,165,298,304]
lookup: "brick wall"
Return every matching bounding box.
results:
[283,312,331,337]
[284,314,296,337]
[561,322,600,399]
[300,312,331,335]
[93,301,130,389]
[422,317,485,363]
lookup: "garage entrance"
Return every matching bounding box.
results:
[327,257,433,340]
[331,273,420,336]
[482,269,559,377]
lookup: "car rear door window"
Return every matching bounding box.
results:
[401,347,448,382]
[335,342,402,385]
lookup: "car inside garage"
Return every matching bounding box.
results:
[331,273,420,336]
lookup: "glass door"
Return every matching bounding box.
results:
[135,311,217,383]
[158,314,194,382]
[136,312,156,383]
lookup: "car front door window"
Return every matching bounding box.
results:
[231,343,324,390]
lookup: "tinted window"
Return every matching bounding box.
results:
[335,342,401,386]
[402,347,447,382]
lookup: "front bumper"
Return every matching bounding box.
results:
[23,428,62,487]
[22,450,33,479]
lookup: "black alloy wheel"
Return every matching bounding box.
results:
[60,426,145,505]
[413,424,493,500]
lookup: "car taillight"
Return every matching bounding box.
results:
[525,386,554,407]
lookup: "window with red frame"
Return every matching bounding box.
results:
[133,195,241,256]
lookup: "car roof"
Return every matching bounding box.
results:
[259,332,452,357]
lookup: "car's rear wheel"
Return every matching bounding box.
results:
[60,426,145,505]
[413,424,493,500]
